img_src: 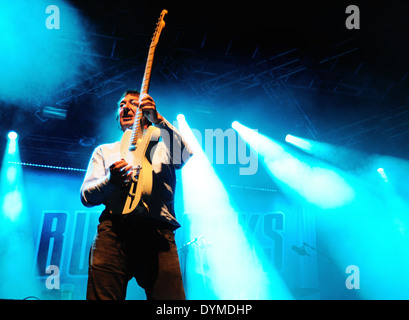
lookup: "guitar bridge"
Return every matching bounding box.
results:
[130,165,141,186]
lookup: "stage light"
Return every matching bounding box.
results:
[285,134,312,152]
[178,116,292,299]
[2,131,23,221]
[377,167,389,183]
[7,131,18,140]
[284,133,371,173]
[7,131,18,155]
[232,120,283,157]
[177,114,185,122]
[377,167,385,174]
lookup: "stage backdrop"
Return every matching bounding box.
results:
[0,166,319,300]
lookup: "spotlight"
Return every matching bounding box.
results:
[231,121,239,129]
[285,134,312,152]
[377,167,389,183]
[7,131,18,140]
[7,131,18,155]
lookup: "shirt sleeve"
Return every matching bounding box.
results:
[80,146,116,207]
[155,118,193,169]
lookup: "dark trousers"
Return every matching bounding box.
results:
[86,214,185,300]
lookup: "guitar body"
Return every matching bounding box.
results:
[107,126,161,215]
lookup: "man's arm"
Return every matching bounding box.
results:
[80,147,133,207]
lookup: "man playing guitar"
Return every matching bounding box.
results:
[80,10,193,300]
[80,90,193,299]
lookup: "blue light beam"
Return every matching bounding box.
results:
[178,115,292,299]
[1,131,23,221]
[285,133,368,172]
[234,122,355,209]
[0,0,97,105]
[0,132,41,299]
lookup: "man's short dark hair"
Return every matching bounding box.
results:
[117,89,140,106]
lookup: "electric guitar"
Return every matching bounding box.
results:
[108,9,168,215]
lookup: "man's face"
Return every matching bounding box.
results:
[118,94,139,131]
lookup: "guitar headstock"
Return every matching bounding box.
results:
[151,9,168,48]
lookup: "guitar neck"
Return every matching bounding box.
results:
[130,10,167,149]
[140,47,156,96]
[130,49,154,146]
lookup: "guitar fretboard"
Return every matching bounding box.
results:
[129,10,167,151]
